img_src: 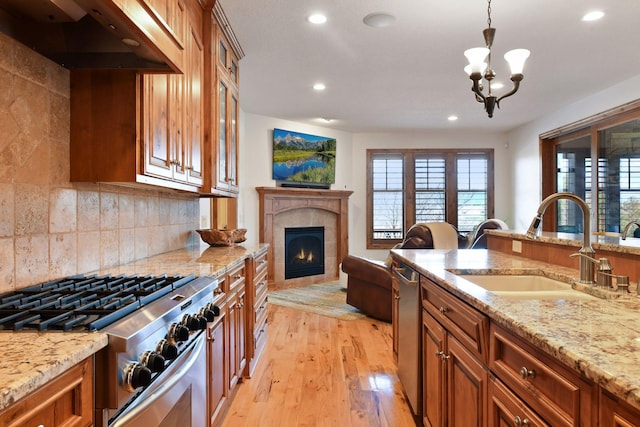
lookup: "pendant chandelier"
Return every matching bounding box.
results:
[464,0,530,118]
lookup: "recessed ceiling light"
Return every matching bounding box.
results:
[307,14,327,24]
[582,10,604,21]
[320,118,333,123]
[313,83,326,91]
[448,115,458,122]
[363,12,396,28]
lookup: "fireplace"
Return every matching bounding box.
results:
[285,227,325,279]
[256,187,352,290]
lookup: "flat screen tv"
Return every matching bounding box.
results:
[272,128,336,189]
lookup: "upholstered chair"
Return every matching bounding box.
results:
[341,222,463,322]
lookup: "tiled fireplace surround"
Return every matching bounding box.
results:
[256,187,353,290]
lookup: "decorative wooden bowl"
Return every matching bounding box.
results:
[196,228,247,246]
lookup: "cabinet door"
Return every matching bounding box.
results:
[216,78,229,189]
[600,389,640,427]
[228,91,239,191]
[143,73,173,180]
[227,291,240,390]
[208,310,227,425]
[184,19,204,186]
[447,336,488,427]
[212,25,240,195]
[423,311,446,427]
[237,285,247,376]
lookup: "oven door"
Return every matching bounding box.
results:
[109,333,207,427]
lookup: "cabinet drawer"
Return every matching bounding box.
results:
[254,250,268,276]
[254,321,267,349]
[254,297,268,327]
[254,267,268,299]
[490,324,596,427]
[421,277,489,363]
[489,376,549,427]
[227,260,246,291]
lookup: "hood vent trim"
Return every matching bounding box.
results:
[0,0,182,71]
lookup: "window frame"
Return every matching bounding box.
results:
[540,99,640,233]
[366,148,495,249]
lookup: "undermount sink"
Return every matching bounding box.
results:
[457,274,598,300]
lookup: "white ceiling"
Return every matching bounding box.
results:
[218,0,640,133]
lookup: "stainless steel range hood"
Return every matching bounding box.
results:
[0,0,182,71]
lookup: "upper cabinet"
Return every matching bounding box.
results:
[142,0,204,187]
[205,5,244,197]
[70,0,242,195]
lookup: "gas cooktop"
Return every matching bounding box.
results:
[0,273,198,331]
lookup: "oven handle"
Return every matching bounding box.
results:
[110,334,205,427]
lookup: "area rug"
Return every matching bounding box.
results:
[268,281,366,321]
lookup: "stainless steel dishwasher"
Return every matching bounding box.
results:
[394,263,421,416]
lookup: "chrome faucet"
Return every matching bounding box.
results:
[525,192,595,284]
[621,220,640,240]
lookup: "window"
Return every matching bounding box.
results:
[542,101,640,234]
[367,149,494,249]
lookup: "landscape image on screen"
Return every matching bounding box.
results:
[272,128,336,185]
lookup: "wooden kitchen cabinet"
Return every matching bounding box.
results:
[247,247,269,377]
[226,260,247,391]
[207,301,228,427]
[142,0,204,187]
[0,356,94,427]
[204,5,242,196]
[421,277,490,427]
[70,0,205,192]
[489,323,596,427]
[422,308,488,427]
[600,388,640,427]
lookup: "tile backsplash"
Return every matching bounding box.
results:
[0,33,200,293]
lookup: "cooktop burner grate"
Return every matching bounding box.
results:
[0,273,196,331]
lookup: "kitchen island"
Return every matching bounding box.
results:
[0,242,267,418]
[392,247,640,423]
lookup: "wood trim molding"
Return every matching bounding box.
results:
[256,187,353,288]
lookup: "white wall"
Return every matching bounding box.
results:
[238,112,510,261]
[507,74,640,230]
[237,112,354,246]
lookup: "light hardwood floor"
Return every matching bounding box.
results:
[221,304,418,427]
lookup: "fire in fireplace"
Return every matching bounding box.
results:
[284,226,325,279]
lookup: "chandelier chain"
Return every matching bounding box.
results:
[486,0,492,28]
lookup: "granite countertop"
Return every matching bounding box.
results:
[392,248,640,411]
[0,242,268,412]
[487,228,640,255]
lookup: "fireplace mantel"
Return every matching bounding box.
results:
[256,186,353,289]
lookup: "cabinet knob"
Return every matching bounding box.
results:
[439,306,449,314]
[435,351,450,361]
[514,415,530,426]
[519,366,536,380]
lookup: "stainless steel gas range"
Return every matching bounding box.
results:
[0,273,221,427]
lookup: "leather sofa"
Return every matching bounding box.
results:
[341,220,507,322]
[341,223,465,322]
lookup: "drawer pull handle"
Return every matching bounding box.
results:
[439,306,449,314]
[519,367,536,380]
[514,415,530,426]
[435,351,450,360]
